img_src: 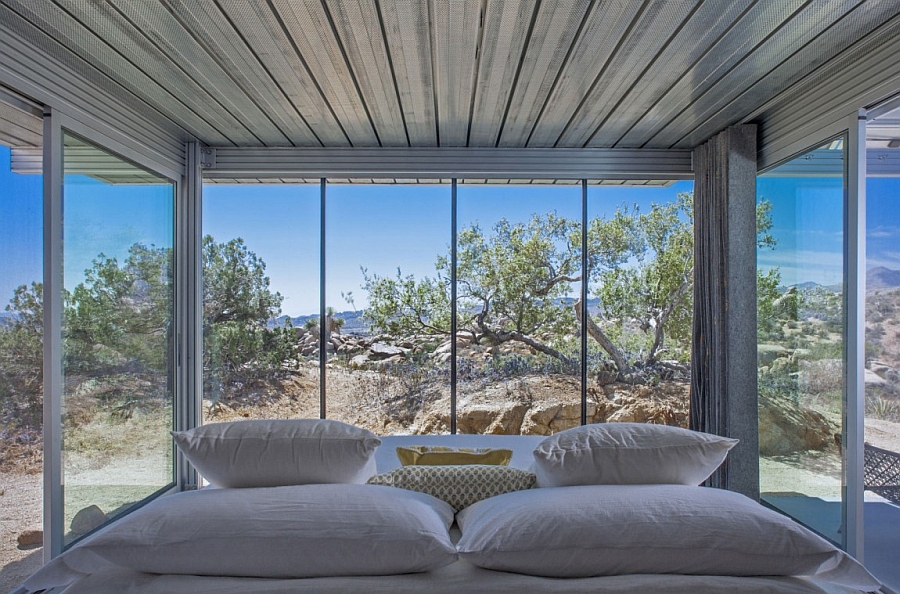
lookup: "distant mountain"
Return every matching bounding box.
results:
[783,281,842,293]
[868,266,900,291]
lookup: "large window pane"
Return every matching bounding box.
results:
[0,141,43,587]
[863,106,900,591]
[456,183,581,435]
[61,133,175,545]
[325,183,450,434]
[586,181,694,428]
[757,140,845,544]
[202,184,320,423]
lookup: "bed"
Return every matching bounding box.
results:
[16,425,884,594]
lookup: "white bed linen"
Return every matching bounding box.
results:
[17,435,883,594]
[54,559,874,594]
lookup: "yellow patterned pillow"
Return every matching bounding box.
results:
[396,446,513,466]
[368,465,535,512]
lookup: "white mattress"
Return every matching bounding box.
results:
[55,560,869,594]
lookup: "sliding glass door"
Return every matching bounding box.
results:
[757,139,847,545]
[60,132,176,546]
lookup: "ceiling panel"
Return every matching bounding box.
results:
[1,0,897,155]
[614,0,808,148]
[553,0,699,148]
[431,0,480,146]
[495,0,600,147]
[467,0,537,147]
[213,0,351,146]
[379,0,437,145]
[514,0,639,147]
[325,0,408,146]
[586,0,755,147]
[271,0,379,146]
[158,0,319,146]
[650,0,868,148]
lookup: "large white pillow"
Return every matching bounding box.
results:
[172,419,380,488]
[532,422,737,487]
[456,485,880,590]
[79,484,457,577]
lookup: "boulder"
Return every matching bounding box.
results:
[369,343,406,360]
[349,354,370,368]
[865,369,887,387]
[758,393,837,456]
[17,529,42,548]
[758,344,789,367]
[70,504,108,536]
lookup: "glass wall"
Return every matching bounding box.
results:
[757,139,846,544]
[61,133,176,545]
[863,100,900,594]
[0,141,44,586]
[455,184,581,435]
[586,182,695,428]
[195,179,697,436]
[202,184,321,423]
[325,183,451,433]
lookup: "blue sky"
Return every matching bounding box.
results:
[2,141,899,317]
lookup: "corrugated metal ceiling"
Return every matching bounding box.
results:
[2,0,899,154]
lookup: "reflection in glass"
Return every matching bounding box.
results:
[201,184,320,423]
[325,183,450,434]
[757,140,845,544]
[456,184,581,435]
[586,182,695,429]
[61,133,175,545]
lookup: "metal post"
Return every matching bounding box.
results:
[42,109,64,561]
[451,180,458,434]
[844,110,867,560]
[581,180,588,426]
[178,142,204,490]
[320,179,327,419]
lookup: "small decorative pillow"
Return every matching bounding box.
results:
[368,465,535,511]
[172,419,381,488]
[532,422,738,487]
[396,446,513,466]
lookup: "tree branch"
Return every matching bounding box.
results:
[573,299,630,373]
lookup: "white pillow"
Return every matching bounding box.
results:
[79,484,457,577]
[172,419,380,488]
[456,485,880,590]
[532,422,737,487]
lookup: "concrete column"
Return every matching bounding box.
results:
[691,124,759,499]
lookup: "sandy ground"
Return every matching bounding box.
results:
[0,471,42,594]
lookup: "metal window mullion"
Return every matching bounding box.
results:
[320,179,327,419]
[451,180,457,434]
[581,180,588,426]
[843,110,866,560]
[42,108,64,561]
[177,142,204,490]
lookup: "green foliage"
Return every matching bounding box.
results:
[0,282,44,432]
[65,243,173,373]
[201,235,297,401]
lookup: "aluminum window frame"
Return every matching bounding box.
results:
[42,107,184,559]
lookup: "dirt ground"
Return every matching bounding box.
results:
[0,470,42,594]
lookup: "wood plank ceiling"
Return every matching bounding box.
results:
[1,0,899,156]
